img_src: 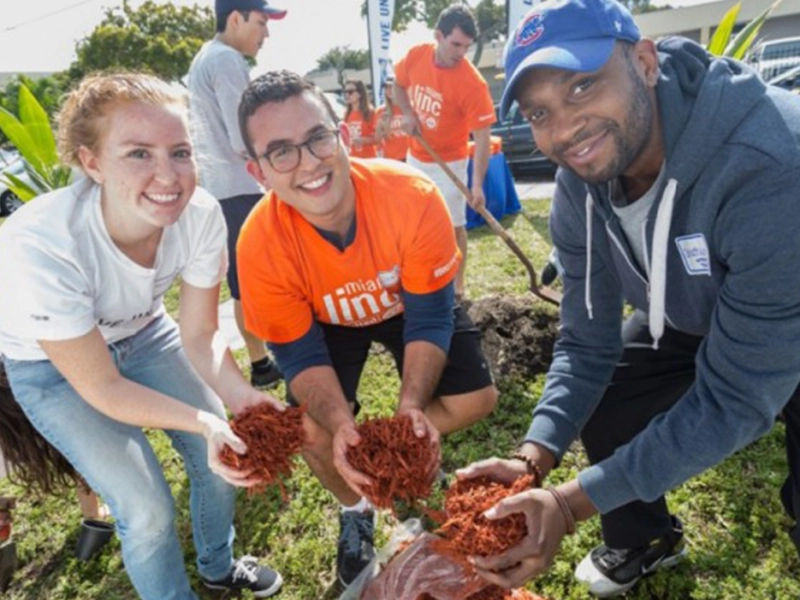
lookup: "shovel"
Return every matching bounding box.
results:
[414,134,562,306]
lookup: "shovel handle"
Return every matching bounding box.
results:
[413,135,561,306]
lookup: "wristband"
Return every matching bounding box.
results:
[546,487,576,535]
[511,452,543,488]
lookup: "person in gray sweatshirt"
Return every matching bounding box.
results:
[457,0,800,597]
[187,0,286,389]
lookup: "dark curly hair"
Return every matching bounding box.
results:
[238,69,339,158]
[0,362,84,496]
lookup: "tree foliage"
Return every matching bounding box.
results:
[316,47,371,72]
[68,0,215,82]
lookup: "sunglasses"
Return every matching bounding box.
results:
[344,89,358,95]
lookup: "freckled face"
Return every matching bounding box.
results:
[81,101,196,235]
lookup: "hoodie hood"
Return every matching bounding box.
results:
[655,37,767,191]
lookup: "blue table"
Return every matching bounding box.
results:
[465,152,521,230]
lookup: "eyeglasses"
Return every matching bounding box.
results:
[344,89,358,95]
[260,129,340,173]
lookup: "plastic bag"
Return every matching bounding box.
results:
[340,518,486,600]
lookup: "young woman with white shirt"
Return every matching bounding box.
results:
[0,73,283,599]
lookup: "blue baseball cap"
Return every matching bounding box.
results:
[499,0,640,119]
[215,0,287,19]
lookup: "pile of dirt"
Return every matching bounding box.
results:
[467,294,559,380]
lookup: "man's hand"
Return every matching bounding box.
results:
[227,386,285,418]
[455,456,531,486]
[196,410,259,487]
[469,184,487,212]
[396,406,441,481]
[332,421,373,496]
[469,488,568,589]
[401,112,421,136]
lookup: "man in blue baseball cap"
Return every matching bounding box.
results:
[187,0,287,393]
[458,0,800,596]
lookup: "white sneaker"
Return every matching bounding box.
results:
[575,516,688,597]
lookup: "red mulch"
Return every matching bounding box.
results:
[434,475,535,559]
[346,414,438,510]
[218,403,305,496]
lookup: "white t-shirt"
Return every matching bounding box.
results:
[0,178,228,360]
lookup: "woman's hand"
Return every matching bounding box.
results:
[196,410,259,487]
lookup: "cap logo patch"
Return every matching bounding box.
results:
[516,12,545,47]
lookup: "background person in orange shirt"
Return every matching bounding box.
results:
[393,5,496,301]
[375,78,409,161]
[236,70,498,587]
[343,79,378,158]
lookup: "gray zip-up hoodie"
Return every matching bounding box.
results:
[525,37,800,513]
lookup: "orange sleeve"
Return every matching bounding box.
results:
[237,198,315,344]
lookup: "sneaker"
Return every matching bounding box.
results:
[575,516,687,598]
[337,509,375,587]
[202,555,283,598]
[251,357,282,389]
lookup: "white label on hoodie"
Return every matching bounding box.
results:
[675,234,711,276]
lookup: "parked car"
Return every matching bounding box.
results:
[750,36,800,83]
[491,102,555,177]
[0,159,27,218]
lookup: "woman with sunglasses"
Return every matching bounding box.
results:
[343,79,378,158]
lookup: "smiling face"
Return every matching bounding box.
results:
[515,41,663,186]
[79,100,196,240]
[434,26,473,68]
[245,90,355,234]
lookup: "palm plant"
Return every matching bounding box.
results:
[0,84,72,202]
[707,0,783,59]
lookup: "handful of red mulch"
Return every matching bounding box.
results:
[218,403,305,496]
[434,474,535,559]
[346,415,438,510]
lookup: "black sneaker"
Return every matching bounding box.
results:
[575,516,687,598]
[337,509,375,587]
[251,357,282,389]
[202,555,283,598]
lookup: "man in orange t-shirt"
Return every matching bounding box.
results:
[236,70,498,587]
[393,4,496,300]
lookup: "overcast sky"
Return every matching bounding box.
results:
[1,0,708,76]
[1,0,430,76]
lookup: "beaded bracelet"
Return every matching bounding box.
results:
[546,487,576,535]
[510,452,543,488]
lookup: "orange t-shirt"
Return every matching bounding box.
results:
[376,104,409,161]
[237,159,460,344]
[345,109,378,158]
[394,43,496,163]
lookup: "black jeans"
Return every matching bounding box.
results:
[580,310,800,553]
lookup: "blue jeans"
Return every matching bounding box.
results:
[4,315,237,600]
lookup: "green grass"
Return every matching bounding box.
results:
[2,197,799,599]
